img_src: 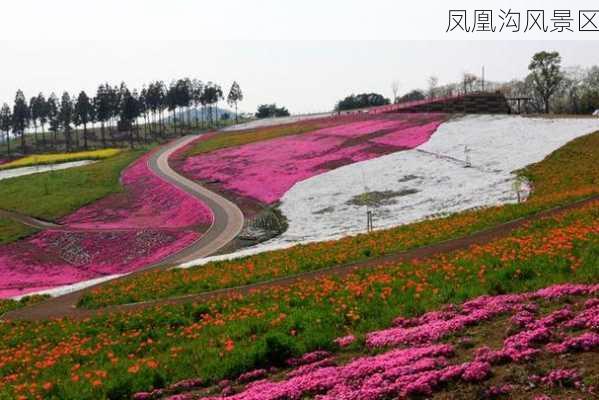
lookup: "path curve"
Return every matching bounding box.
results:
[2,135,244,321]
[5,193,598,321]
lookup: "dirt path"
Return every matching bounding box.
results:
[5,193,597,322]
[0,209,61,229]
[2,135,245,321]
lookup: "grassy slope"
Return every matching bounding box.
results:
[0,149,146,223]
[184,122,324,156]
[0,218,37,244]
[80,131,599,307]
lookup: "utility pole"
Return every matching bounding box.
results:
[482,65,485,92]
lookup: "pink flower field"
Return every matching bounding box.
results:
[63,152,213,229]
[180,114,446,204]
[0,148,213,298]
[141,283,599,399]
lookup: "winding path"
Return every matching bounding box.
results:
[2,135,245,321]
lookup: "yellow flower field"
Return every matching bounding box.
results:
[0,148,122,170]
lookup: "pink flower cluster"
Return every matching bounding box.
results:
[63,151,213,229]
[181,114,445,204]
[334,335,356,348]
[154,283,599,400]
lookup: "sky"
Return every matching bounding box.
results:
[1,41,599,114]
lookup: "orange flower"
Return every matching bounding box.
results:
[128,364,140,374]
[224,338,235,352]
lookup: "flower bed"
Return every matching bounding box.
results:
[80,131,599,308]
[166,283,599,400]
[62,151,213,229]
[0,147,213,298]
[180,114,445,204]
[0,197,598,399]
[0,148,122,170]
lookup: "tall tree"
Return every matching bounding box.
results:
[74,91,94,150]
[192,79,204,129]
[166,81,179,135]
[227,81,243,123]
[36,93,48,146]
[94,84,111,147]
[201,82,223,127]
[46,93,60,148]
[528,51,564,113]
[59,92,74,151]
[0,103,11,156]
[29,96,40,145]
[12,90,30,154]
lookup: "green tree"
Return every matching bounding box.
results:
[36,93,48,146]
[255,103,290,118]
[94,84,112,147]
[74,91,94,150]
[59,92,74,151]
[12,90,30,154]
[528,51,564,113]
[227,81,243,123]
[0,103,12,156]
[46,93,60,148]
[29,96,40,146]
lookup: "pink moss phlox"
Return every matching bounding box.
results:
[461,361,491,382]
[540,368,581,387]
[286,350,332,367]
[63,151,213,229]
[367,294,525,348]
[546,332,599,354]
[168,378,204,392]
[486,384,513,397]
[159,284,599,400]
[181,114,445,204]
[286,358,336,378]
[334,334,356,348]
[237,369,267,383]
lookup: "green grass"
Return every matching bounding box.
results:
[0,218,37,244]
[0,149,147,223]
[185,122,323,156]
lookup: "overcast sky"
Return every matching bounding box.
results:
[1,41,598,114]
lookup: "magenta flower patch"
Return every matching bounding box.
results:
[176,283,599,400]
[0,148,212,298]
[181,114,445,204]
[62,151,213,229]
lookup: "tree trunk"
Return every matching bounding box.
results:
[5,131,9,156]
[235,102,238,123]
[41,123,46,147]
[172,110,177,136]
[21,131,26,154]
[83,123,88,150]
[101,121,106,148]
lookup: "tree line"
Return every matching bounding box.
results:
[0,79,244,156]
[391,51,599,115]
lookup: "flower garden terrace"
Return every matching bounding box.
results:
[0,146,213,298]
[78,130,599,308]
[0,196,597,399]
